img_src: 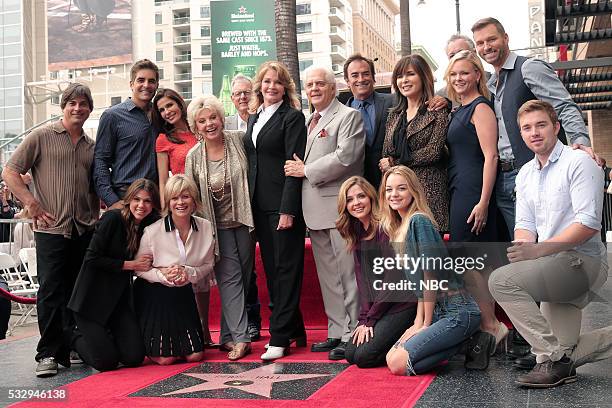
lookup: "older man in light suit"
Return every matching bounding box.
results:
[285,65,364,361]
[224,74,252,132]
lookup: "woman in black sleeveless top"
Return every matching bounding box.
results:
[445,50,508,368]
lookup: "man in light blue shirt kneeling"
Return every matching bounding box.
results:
[489,100,612,389]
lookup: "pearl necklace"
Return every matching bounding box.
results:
[205,136,227,202]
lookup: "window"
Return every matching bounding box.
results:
[50,95,60,105]
[155,13,162,24]
[156,50,163,61]
[202,82,212,94]
[201,44,211,56]
[201,63,212,72]
[299,59,313,71]
[110,96,121,106]
[296,3,311,15]
[200,6,210,18]
[200,25,210,37]
[155,31,163,43]
[297,41,312,52]
[158,68,164,80]
[296,22,312,34]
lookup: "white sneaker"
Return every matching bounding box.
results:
[260,346,287,361]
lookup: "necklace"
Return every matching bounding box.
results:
[205,137,227,202]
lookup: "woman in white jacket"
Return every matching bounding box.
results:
[134,174,215,365]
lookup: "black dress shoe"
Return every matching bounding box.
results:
[508,329,531,358]
[516,356,576,388]
[311,338,341,352]
[514,353,537,370]
[328,342,347,360]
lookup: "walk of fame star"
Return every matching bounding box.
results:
[163,363,332,398]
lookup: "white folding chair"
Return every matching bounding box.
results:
[2,251,37,335]
[19,248,39,290]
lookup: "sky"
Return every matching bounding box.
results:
[396,0,532,89]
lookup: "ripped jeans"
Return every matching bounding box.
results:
[402,293,481,375]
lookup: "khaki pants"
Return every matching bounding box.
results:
[489,250,610,364]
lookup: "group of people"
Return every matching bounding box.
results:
[2,16,612,390]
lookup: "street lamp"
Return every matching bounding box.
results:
[418,0,461,34]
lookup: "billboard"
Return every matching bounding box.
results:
[210,0,277,116]
[47,0,133,71]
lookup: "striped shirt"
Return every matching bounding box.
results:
[6,120,100,238]
[93,98,159,206]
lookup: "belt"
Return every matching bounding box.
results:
[499,159,518,172]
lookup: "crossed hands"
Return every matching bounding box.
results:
[160,264,189,286]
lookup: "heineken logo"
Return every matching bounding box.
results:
[231,6,254,21]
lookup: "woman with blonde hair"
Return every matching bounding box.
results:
[445,50,507,368]
[133,174,215,365]
[381,166,480,376]
[244,61,307,361]
[337,176,416,368]
[185,94,254,360]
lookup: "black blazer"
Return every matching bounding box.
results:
[243,101,306,216]
[68,209,157,325]
[346,91,394,189]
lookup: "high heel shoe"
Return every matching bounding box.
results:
[493,322,509,356]
[264,336,307,349]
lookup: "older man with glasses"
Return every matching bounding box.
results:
[225,74,253,132]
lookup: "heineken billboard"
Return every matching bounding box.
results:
[210,0,277,116]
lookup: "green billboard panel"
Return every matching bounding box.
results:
[211,0,277,116]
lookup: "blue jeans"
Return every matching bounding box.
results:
[402,293,481,375]
[495,168,518,239]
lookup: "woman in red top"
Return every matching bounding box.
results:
[152,88,214,347]
[153,88,199,206]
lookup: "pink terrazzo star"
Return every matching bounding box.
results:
[163,363,332,398]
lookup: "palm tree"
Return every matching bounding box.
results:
[400,0,412,56]
[274,0,301,94]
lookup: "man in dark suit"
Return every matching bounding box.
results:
[343,54,394,190]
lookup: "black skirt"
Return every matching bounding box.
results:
[133,278,204,357]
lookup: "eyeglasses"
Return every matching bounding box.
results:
[305,81,329,90]
[232,91,252,97]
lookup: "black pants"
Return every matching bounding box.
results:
[254,209,306,347]
[73,294,144,371]
[345,307,416,368]
[34,228,92,362]
[0,280,10,340]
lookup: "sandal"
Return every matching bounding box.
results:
[228,342,251,361]
[219,341,235,352]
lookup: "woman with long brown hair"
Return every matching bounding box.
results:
[381,55,450,232]
[153,88,215,347]
[69,178,160,371]
[337,176,416,368]
[243,61,307,361]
